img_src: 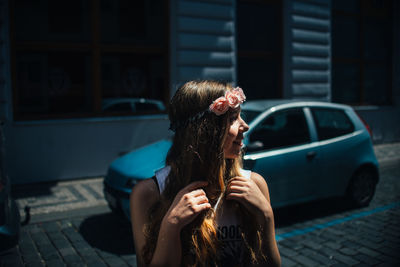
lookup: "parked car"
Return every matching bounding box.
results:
[102,98,166,113]
[103,100,379,220]
[0,122,20,251]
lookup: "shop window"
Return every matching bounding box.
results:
[332,0,393,105]
[236,0,282,100]
[16,52,91,115]
[11,0,168,120]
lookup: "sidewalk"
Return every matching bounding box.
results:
[12,142,400,224]
[12,177,110,224]
[372,142,400,165]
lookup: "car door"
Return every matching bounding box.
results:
[243,108,320,207]
[310,107,358,198]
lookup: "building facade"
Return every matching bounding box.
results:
[1,0,399,184]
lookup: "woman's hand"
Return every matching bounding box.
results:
[226,176,273,222]
[164,181,211,231]
[227,174,282,266]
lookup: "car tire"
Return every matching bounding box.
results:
[346,168,377,207]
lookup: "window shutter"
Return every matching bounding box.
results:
[175,0,236,85]
[283,0,332,100]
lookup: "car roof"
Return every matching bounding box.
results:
[242,99,351,112]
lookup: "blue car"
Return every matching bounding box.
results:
[103,100,379,220]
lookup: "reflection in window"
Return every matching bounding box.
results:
[135,102,160,112]
[248,109,310,151]
[101,54,164,100]
[102,102,132,113]
[101,98,165,114]
[311,108,354,141]
[16,52,91,115]
[12,0,167,120]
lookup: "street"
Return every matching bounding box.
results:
[275,158,400,266]
[6,145,400,267]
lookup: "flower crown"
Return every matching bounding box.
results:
[209,87,246,115]
[169,87,246,132]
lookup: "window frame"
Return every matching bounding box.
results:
[331,0,393,106]
[9,0,170,121]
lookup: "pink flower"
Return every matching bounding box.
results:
[208,87,247,115]
[209,96,230,115]
[232,87,246,103]
[225,91,240,109]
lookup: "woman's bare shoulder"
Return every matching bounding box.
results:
[130,178,160,209]
[130,178,160,266]
[250,171,271,202]
[250,171,267,185]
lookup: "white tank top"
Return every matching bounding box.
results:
[154,166,251,265]
[154,166,251,194]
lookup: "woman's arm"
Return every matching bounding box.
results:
[251,172,281,267]
[226,172,281,267]
[130,179,211,267]
[130,179,159,266]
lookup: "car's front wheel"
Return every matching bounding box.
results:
[346,167,378,207]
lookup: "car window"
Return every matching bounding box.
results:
[248,108,310,151]
[103,102,132,112]
[311,108,354,140]
[241,110,261,124]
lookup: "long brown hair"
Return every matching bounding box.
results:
[142,80,265,266]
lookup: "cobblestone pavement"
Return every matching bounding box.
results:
[275,160,400,266]
[13,177,108,224]
[8,142,400,266]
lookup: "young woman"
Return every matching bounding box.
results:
[130,80,281,267]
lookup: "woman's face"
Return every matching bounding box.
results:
[223,108,249,159]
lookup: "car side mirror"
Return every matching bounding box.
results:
[245,141,264,152]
